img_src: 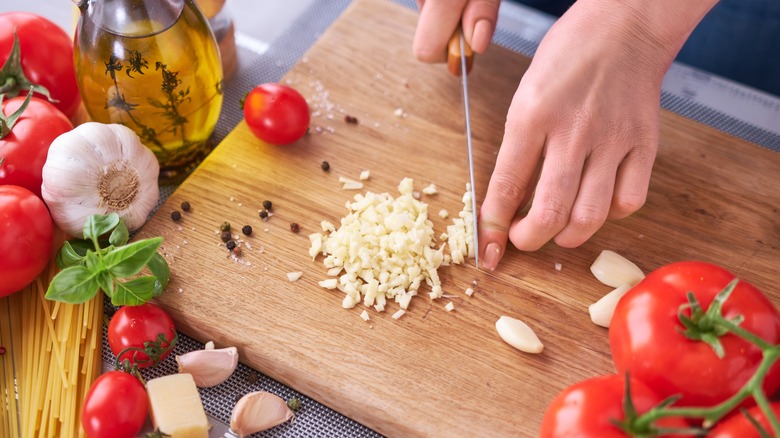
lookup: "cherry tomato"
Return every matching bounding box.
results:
[0,185,53,297]
[81,371,148,438]
[709,402,780,437]
[0,13,81,119]
[108,303,177,369]
[0,96,73,197]
[540,374,690,437]
[243,83,310,145]
[610,261,780,408]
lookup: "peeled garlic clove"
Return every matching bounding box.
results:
[176,346,238,387]
[230,391,295,437]
[589,284,632,328]
[495,316,544,354]
[590,250,645,288]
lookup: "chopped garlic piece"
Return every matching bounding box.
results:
[446,184,476,264]
[360,310,370,321]
[393,108,405,117]
[465,287,474,297]
[342,181,364,190]
[343,294,357,309]
[318,279,338,289]
[554,262,563,271]
[422,183,437,195]
[286,271,303,282]
[438,209,449,219]
[444,302,455,312]
[359,170,370,181]
[391,309,406,320]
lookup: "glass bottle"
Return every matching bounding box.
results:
[73,0,224,183]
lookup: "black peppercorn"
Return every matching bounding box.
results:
[321,160,330,171]
[181,201,191,212]
[344,115,359,124]
[220,222,231,232]
[171,211,181,221]
[220,230,232,242]
[246,372,259,384]
[262,200,272,210]
[242,225,253,236]
[259,210,268,219]
[226,240,236,251]
[290,222,300,233]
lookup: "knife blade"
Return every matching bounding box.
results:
[447,28,479,268]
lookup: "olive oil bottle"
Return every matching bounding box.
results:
[74,0,223,183]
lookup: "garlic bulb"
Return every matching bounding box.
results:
[230,391,295,437]
[41,122,159,237]
[176,346,239,387]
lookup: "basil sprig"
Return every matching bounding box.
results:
[46,213,170,306]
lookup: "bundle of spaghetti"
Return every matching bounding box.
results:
[0,253,103,438]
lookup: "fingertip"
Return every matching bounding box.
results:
[470,18,493,53]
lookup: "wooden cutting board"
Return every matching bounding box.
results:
[134,0,780,435]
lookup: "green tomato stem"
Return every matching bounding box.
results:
[752,387,780,435]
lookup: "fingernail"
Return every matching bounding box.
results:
[472,19,493,53]
[482,242,502,271]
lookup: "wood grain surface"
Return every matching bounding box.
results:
[134,0,780,436]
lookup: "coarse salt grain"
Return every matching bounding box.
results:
[287,272,303,282]
[360,310,370,321]
[465,287,474,297]
[445,302,455,312]
[554,263,563,271]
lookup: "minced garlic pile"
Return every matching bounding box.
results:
[309,178,475,315]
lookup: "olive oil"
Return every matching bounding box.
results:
[74,0,223,183]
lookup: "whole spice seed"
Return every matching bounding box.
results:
[262,200,272,210]
[242,225,253,236]
[246,372,259,384]
[321,160,330,171]
[232,247,242,256]
[226,240,236,251]
[344,115,358,124]
[220,230,232,242]
[290,223,300,233]
[171,211,181,222]
[0,346,5,355]
[221,222,231,232]
[259,210,268,219]
[181,201,191,212]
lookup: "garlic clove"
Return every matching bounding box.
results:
[589,284,633,328]
[589,250,645,288]
[230,391,295,438]
[495,316,544,354]
[176,346,238,387]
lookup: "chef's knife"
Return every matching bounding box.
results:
[447,28,479,268]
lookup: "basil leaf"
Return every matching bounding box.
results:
[85,251,104,272]
[96,270,115,298]
[45,266,101,304]
[69,239,93,257]
[146,252,170,296]
[56,241,86,269]
[109,220,129,247]
[83,213,120,241]
[112,276,157,306]
[103,237,163,277]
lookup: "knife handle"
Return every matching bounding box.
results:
[447,27,474,76]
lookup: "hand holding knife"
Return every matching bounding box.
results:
[446,27,479,269]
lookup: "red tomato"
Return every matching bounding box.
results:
[0,13,81,119]
[610,261,780,408]
[81,371,148,438]
[0,96,73,197]
[540,374,690,437]
[243,83,310,145]
[108,303,177,368]
[0,185,53,297]
[709,402,780,437]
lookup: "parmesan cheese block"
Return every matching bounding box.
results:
[147,373,210,437]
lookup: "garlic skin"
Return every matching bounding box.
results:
[176,346,239,387]
[230,391,295,437]
[41,122,160,237]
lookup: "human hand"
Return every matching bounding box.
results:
[412,0,501,63]
[478,0,717,270]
